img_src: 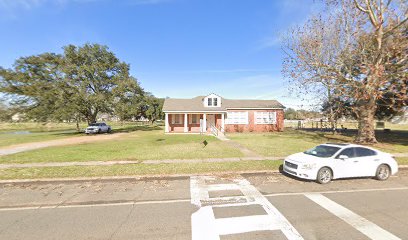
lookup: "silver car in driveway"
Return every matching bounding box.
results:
[85,122,112,134]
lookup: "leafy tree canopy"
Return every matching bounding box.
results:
[0,43,161,125]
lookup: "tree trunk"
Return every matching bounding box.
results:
[355,99,377,144]
[76,118,80,132]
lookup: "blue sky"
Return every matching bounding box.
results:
[0,0,322,109]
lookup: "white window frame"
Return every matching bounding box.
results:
[213,98,218,106]
[255,112,276,124]
[225,112,248,124]
[204,96,220,107]
[172,114,182,124]
[208,98,213,106]
[189,114,199,124]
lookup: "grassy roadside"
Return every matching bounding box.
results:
[0,160,283,180]
[0,158,406,180]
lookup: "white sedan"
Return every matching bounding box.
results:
[283,143,398,184]
[85,122,112,134]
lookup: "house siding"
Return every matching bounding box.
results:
[224,109,284,133]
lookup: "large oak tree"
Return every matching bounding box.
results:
[0,43,150,127]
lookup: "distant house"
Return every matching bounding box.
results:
[162,93,285,134]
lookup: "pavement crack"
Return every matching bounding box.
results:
[107,203,136,240]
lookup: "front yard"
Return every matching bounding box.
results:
[228,129,408,156]
[0,123,407,180]
[0,127,243,164]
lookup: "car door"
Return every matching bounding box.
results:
[333,147,359,178]
[102,123,108,132]
[353,147,378,177]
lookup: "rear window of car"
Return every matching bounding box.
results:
[336,148,356,158]
[304,145,341,158]
[355,147,377,157]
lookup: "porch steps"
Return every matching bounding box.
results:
[215,132,230,141]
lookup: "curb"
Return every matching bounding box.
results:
[0,170,282,185]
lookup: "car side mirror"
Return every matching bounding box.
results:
[339,155,349,160]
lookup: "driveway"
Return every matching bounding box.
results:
[0,133,127,156]
[0,171,407,239]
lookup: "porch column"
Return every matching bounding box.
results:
[165,113,169,133]
[184,113,188,132]
[203,113,207,133]
[221,113,225,132]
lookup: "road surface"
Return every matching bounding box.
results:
[0,170,408,240]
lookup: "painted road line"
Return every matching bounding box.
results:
[263,187,408,198]
[215,215,280,235]
[0,186,407,212]
[0,199,191,212]
[190,176,304,240]
[304,193,401,240]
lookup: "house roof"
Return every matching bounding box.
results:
[162,95,285,112]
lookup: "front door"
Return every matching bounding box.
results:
[207,114,215,131]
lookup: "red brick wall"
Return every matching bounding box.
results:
[167,110,284,133]
[168,114,203,133]
[224,109,284,133]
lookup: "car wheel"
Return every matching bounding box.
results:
[98,129,101,134]
[317,167,332,184]
[376,164,390,181]
[107,128,111,133]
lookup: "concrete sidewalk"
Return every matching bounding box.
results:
[0,156,283,169]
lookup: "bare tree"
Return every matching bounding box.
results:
[282,0,407,143]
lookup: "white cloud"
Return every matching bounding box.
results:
[256,35,282,50]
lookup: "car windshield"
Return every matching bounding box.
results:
[304,145,341,158]
[89,123,101,126]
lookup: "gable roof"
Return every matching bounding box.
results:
[162,95,285,112]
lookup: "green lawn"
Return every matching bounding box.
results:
[0,128,243,164]
[0,122,155,148]
[228,129,408,156]
[0,131,82,148]
[0,160,282,180]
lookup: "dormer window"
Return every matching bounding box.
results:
[204,94,222,107]
[208,98,213,106]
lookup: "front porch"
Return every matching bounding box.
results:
[164,112,225,134]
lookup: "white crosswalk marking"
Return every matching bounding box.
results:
[190,176,304,240]
[304,193,401,240]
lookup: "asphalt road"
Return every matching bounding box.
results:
[1,170,408,240]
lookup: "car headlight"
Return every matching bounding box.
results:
[301,163,316,170]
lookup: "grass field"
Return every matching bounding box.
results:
[0,122,153,148]
[0,127,243,164]
[228,129,408,156]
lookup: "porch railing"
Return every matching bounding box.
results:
[209,123,218,136]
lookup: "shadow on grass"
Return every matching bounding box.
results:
[42,125,162,137]
[299,128,408,146]
[112,125,162,133]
